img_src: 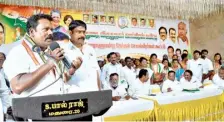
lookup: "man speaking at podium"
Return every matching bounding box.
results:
[3,14,82,98]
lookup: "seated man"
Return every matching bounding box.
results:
[162,71,182,93]
[180,70,203,89]
[104,73,130,101]
[129,69,151,96]
[212,66,224,88]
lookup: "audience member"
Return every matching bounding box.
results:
[162,71,182,93]
[180,70,203,89]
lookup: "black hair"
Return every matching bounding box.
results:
[176,48,181,54]
[109,52,117,58]
[110,73,119,78]
[201,49,208,54]
[52,32,69,41]
[0,52,6,59]
[168,70,175,75]
[181,54,188,60]
[63,15,74,24]
[169,28,176,34]
[193,50,201,55]
[0,22,4,33]
[140,57,147,63]
[162,58,169,63]
[26,14,53,34]
[150,53,157,59]
[185,70,193,76]
[167,46,174,52]
[93,15,98,19]
[183,50,188,53]
[214,53,222,65]
[159,26,167,34]
[69,20,87,31]
[139,69,148,78]
[107,53,110,60]
[125,57,132,62]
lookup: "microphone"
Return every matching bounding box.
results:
[49,42,71,69]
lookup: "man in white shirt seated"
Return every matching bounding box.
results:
[180,70,203,89]
[129,69,151,96]
[101,52,122,89]
[104,73,130,101]
[187,50,206,82]
[121,57,136,88]
[201,49,214,81]
[162,71,182,93]
[212,66,224,88]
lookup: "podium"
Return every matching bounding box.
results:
[11,90,112,121]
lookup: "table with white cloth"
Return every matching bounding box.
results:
[93,99,154,121]
[140,88,224,121]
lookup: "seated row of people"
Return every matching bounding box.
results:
[105,66,224,101]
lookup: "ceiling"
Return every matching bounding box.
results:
[1,0,224,20]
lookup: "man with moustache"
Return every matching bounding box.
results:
[3,14,82,98]
[61,20,101,91]
[158,26,168,44]
[164,28,177,48]
[101,52,123,89]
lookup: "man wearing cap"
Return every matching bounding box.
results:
[60,20,101,91]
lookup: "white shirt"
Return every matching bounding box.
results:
[3,40,63,98]
[60,41,100,92]
[180,77,202,89]
[121,66,136,86]
[135,68,153,83]
[129,78,151,96]
[202,58,214,74]
[100,63,122,89]
[104,84,127,97]
[164,39,177,49]
[162,79,182,93]
[177,38,188,50]
[0,100,3,122]
[187,58,206,82]
[0,69,11,113]
[212,74,224,88]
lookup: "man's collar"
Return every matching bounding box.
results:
[68,41,77,50]
[68,41,87,50]
[24,33,36,45]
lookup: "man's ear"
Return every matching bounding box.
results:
[69,30,72,35]
[29,28,35,37]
